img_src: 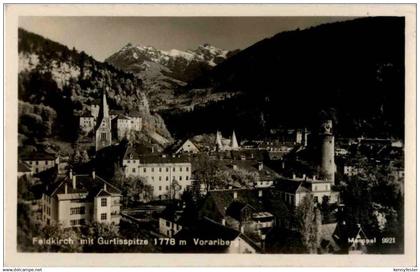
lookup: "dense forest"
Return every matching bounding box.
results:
[162,17,405,140]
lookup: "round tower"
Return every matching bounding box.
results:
[320,120,335,183]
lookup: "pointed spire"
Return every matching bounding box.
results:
[216,130,223,150]
[231,130,239,150]
[102,87,109,118]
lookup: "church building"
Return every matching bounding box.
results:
[95,88,112,151]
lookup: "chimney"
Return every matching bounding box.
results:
[281,160,285,169]
[72,175,76,189]
[64,183,68,194]
[233,191,238,199]
[258,162,263,171]
[303,174,306,180]
[69,168,73,179]
[240,225,245,234]
[292,173,296,180]
[222,218,226,226]
[258,190,263,198]
[104,183,107,191]
[92,170,96,180]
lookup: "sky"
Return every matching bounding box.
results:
[19,16,354,61]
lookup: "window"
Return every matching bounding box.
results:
[166,168,169,172]
[101,213,107,220]
[166,221,171,227]
[173,167,175,172]
[159,176,162,181]
[132,168,136,173]
[151,168,154,172]
[101,133,107,140]
[166,186,169,190]
[159,168,162,172]
[186,176,189,180]
[152,176,155,181]
[166,176,169,181]
[45,160,49,165]
[127,160,130,163]
[180,167,182,172]
[179,176,182,181]
[186,167,189,172]
[159,186,162,191]
[144,168,146,173]
[70,207,85,215]
[101,198,107,207]
[36,161,39,165]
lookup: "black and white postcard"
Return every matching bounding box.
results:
[4,3,416,267]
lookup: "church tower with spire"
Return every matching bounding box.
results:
[95,87,112,151]
[231,130,239,150]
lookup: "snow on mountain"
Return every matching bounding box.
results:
[105,43,235,111]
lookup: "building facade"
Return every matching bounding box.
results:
[122,146,192,200]
[41,171,122,228]
[20,151,59,174]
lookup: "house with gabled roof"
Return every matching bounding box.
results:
[166,139,200,154]
[274,175,340,207]
[198,189,276,249]
[19,150,59,174]
[41,169,122,228]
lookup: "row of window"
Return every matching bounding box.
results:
[28,160,54,165]
[70,219,85,226]
[158,185,184,191]
[70,206,85,215]
[140,175,189,182]
[124,164,190,173]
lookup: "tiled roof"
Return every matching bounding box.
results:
[123,143,155,159]
[127,110,142,117]
[80,112,94,118]
[215,159,280,181]
[274,178,310,193]
[20,150,57,161]
[165,139,199,154]
[123,144,190,164]
[139,155,190,164]
[18,161,31,172]
[47,174,121,200]
[207,189,267,217]
[115,114,130,120]
[176,217,240,242]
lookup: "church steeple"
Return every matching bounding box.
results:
[102,87,109,118]
[216,130,223,151]
[231,130,239,150]
[95,86,112,151]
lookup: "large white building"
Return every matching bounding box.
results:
[41,170,122,228]
[122,145,192,200]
